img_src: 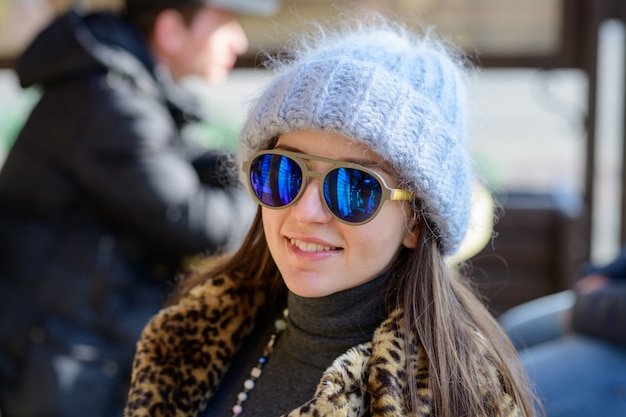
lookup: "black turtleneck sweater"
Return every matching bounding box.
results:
[201,273,390,416]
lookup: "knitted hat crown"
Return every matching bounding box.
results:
[239,23,473,255]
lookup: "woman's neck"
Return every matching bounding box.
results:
[284,273,390,369]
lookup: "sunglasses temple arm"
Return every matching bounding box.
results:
[390,189,415,201]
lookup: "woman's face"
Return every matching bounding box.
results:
[262,129,418,298]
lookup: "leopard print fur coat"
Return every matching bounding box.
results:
[124,273,522,417]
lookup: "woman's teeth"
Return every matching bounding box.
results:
[290,239,335,252]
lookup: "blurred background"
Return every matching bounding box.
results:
[1,0,624,315]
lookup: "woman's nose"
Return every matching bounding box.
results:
[291,180,333,224]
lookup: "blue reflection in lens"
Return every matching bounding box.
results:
[324,168,382,223]
[250,154,302,207]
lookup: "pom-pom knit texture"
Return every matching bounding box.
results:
[239,26,472,255]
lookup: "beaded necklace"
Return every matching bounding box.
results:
[231,308,289,416]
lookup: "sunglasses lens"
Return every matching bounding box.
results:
[249,154,302,207]
[324,168,382,223]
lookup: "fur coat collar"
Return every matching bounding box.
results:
[124,274,520,417]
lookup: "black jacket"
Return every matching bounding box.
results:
[572,247,626,347]
[0,8,245,416]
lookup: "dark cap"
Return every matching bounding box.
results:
[124,0,281,16]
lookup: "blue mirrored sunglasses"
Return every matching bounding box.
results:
[242,149,415,225]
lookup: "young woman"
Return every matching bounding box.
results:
[124,18,536,417]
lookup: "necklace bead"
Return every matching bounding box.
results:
[230,308,288,417]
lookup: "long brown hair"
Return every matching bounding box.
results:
[171,206,535,416]
[171,208,282,304]
[389,221,536,416]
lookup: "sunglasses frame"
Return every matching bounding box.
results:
[242,148,415,225]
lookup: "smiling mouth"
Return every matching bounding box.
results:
[289,239,338,253]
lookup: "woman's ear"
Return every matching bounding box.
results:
[402,221,420,249]
[152,9,187,55]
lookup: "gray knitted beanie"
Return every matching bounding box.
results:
[239,23,473,256]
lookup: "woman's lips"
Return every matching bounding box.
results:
[289,238,339,253]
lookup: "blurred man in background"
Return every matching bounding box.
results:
[500,248,626,417]
[0,0,280,416]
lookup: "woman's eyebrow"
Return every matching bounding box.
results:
[273,144,299,152]
[274,144,374,164]
[274,144,391,174]
[341,156,391,174]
